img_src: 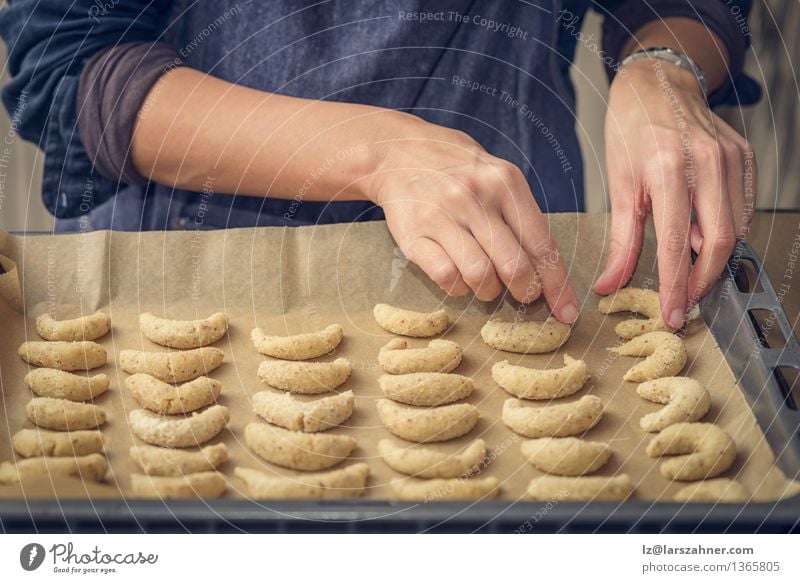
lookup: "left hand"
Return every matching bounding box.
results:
[594,58,756,329]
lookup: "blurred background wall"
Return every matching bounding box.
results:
[0,1,797,231]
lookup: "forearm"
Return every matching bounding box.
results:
[131,67,419,201]
[618,17,730,95]
[131,62,578,319]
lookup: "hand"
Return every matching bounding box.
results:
[368,113,579,323]
[595,59,756,328]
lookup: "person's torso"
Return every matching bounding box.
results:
[89,0,590,231]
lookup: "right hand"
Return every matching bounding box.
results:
[367,114,579,324]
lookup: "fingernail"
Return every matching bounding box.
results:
[560,303,579,324]
[668,308,685,329]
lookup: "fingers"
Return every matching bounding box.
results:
[470,218,540,304]
[382,159,575,315]
[648,156,692,330]
[403,237,471,297]
[721,139,745,240]
[500,184,579,323]
[433,224,504,302]
[715,118,757,239]
[687,141,736,304]
[741,141,757,238]
[593,167,646,295]
[687,120,756,304]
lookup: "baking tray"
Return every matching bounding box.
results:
[1,240,798,534]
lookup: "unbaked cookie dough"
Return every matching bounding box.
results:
[257,358,351,394]
[19,341,107,371]
[251,324,343,360]
[119,347,224,383]
[244,422,357,471]
[373,304,449,337]
[378,438,486,479]
[24,368,109,401]
[235,464,370,499]
[36,312,110,342]
[252,390,354,432]
[376,399,479,443]
[480,316,570,354]
[128,405,230,448]
[139,312,229,349]
[26,397,107,431]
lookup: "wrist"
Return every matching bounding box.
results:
[362,111,433,206]
[617,58,705,98]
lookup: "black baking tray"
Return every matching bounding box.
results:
[1,241,799,533]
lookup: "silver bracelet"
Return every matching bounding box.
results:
[620,47,708,96]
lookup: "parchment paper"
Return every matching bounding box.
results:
[1,214,797,502]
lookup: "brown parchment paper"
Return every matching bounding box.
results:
[0,214,798,502]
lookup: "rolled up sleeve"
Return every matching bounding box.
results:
[0,0,172,218]
[598,0,760,107]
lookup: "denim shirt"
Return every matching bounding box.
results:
[0,0,758,231]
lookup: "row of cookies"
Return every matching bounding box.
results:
[373,304,499,501]
[237,323,368,498]
[601,289,746,503]
[2,312,111,485]
[119,312,230,498]
[478,312,633,501]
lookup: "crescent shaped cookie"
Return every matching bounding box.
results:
[378,338,462,374]
[36,312,111,341]
[598,288,670,338]
[257,358,351,394]
[378,438,486,479]
[673,478,751,503]
[129,443,229,476]
[24,368,109,401]
[119,347,224,383]
[491,355,590,400]
[26,397,107,431]
[128,405,230,448]
[637,377,711,432]
[378,372,474,406]
[520,437,612,476]
[502,395,604,438]
[252,390,355,432]
[598,288,701,339]
[125,374,222,414]
[527,475,634,501]
[608,331,687,382]
[376,399,479,443]
[373,304,449,337]
[646,422,736,481]
[12,429,105,458]
[0,453,108,484]
[480,316,570,354]
[235,464,370,499]
[251,324,343,360]
[244,423,357,471]
[139,312,229,349]
[19,341,107,371]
